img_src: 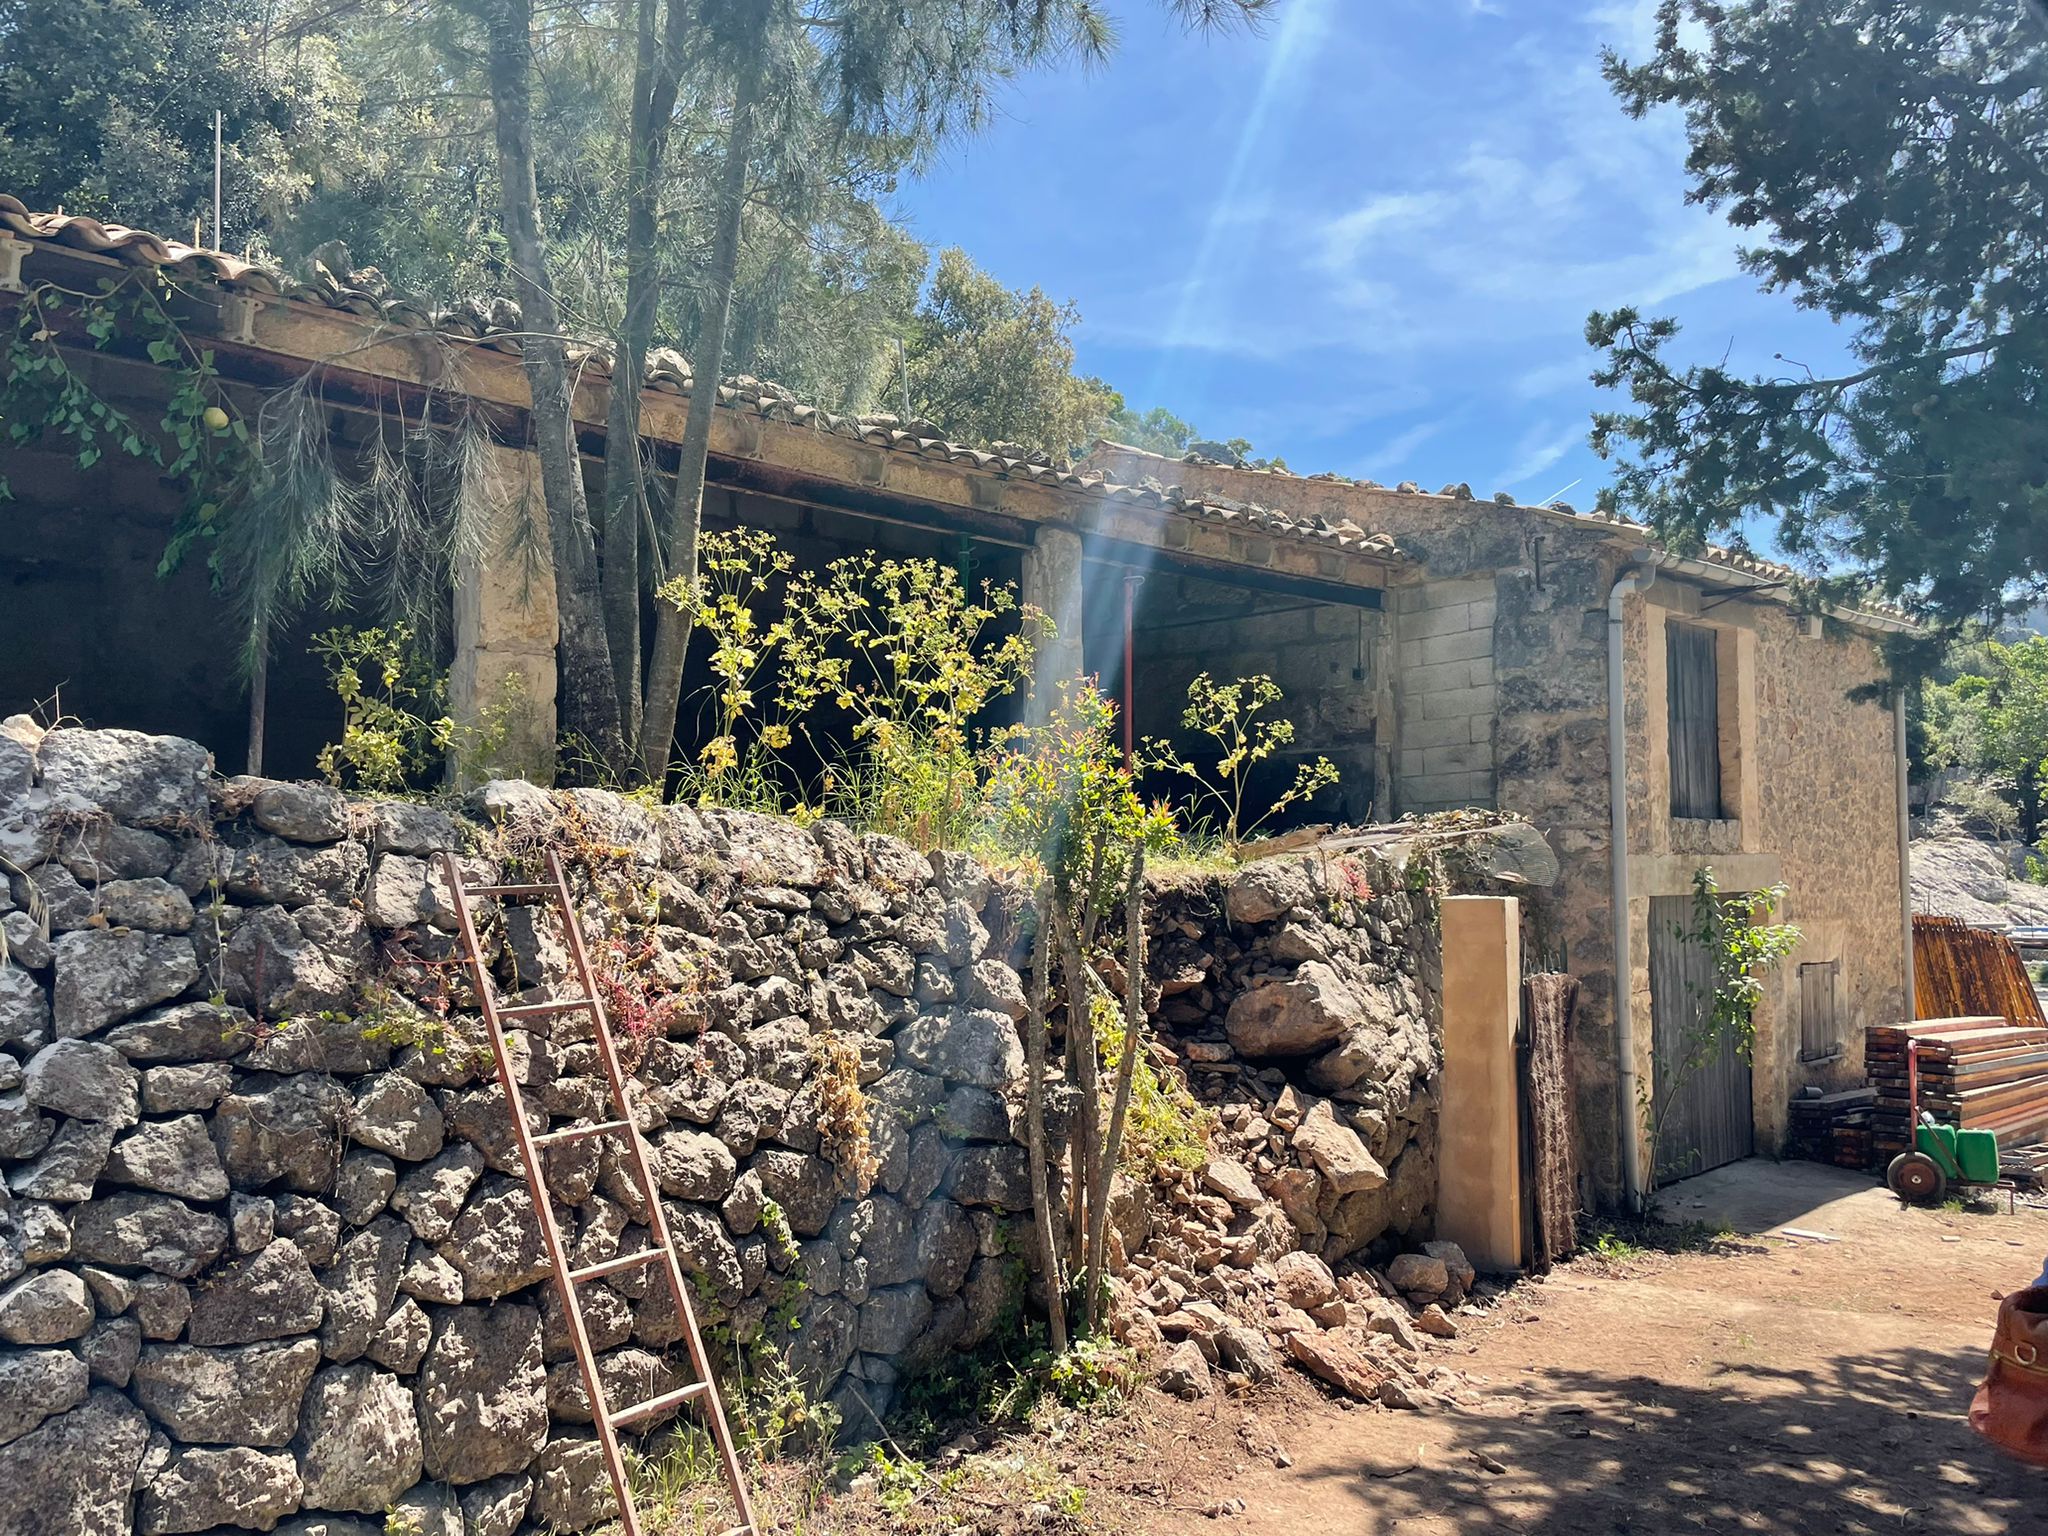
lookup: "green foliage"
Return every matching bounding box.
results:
[981,681,1177,907]
[659,528,1043,848]
[0,0,319,242]
[1589,0,2048,631]
[1095,1000,1214,1178]
[313,624,512,793]
[1640,868,1802,1199]
[1920,635,2048,841]
[904,247,1122,459]
[0,270,251,522]
[1108,403,1198,455]
[1143,672,1338,848]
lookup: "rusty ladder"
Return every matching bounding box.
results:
[440,849,758,1536]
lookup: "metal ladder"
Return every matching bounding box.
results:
[439,849,759,1536]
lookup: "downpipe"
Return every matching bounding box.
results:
[1608,554,1661,1213]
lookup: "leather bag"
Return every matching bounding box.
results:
[1970,1284,2048,1467]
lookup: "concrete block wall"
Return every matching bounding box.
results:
[1394,578,1498,813]
[1124,574,1384,827]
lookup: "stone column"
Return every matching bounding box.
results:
[448,443,557,784]
[1021,524,1085,723]
[1436,895,1525,1271]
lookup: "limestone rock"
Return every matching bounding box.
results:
[70,1192,228,1277]
[415,1302,548,1484]
[0,1085,50,1163]
[240,1007,389,1076]
[37,728,211,828]
[373,800,460,856]
[138,1445,304,1534]
[0,1346,88,1444]
[295,1362,424,1513]
[0,1267,93,1343]
[2,1109,101,1194]
[319,1219,408,1363]
[51,930,199,1039]
[1156,1339,1213,1400]
[1224,859,1316,925]
[0,1388,151,1535]
[367,1295,432,1373]
[528,1435,616,1531]
[442,1179,550,1301]
[654,1128,738,1203]
[107,1112,229,1199]
[457,1475,533,1536]
[132,1338,322,1445]
[222,903,369,1019]
[104,1000,251,1062]
[349,1072,444,1161]
[894,1007,1022,1089]
[251,783,349,844]
[1292,1099,1387,1195]
[231,1193,277,1253]
[391,1142,485,1243]
[187,1238,324,1345]
[858,1284,932,1354]
[96,878,196,934]
[22,1037,140,1123]
[276,1194,342,1268]
[225,836,368,908]
[132,1273,194,1339]
[946,1145,1031,1209]
[80,1314,142,1386]
[1273,1251,1339,1312]
[1225,962,1360,1058]
[1285,1330,1383,1401]
[1215,1322,1281,1383]
[333,1149,397,1226]
[212,1073,349,1192]
[751,1148,840,1236]
[0,965,50,1052]
[142,1060,235,1112]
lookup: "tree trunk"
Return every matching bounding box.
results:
[1022,883,1068,1355]
[637,58,762,788]
[600,0,690,756]
[1082,847,1146,1338]
[480,0,626,780]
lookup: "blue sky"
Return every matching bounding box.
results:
[891,0,1855,509]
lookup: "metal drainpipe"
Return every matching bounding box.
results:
[1895,689,1916,1020]
[1607,553,1661,1213]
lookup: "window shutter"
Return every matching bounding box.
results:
[1667,622,1722,819]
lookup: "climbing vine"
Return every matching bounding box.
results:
[0,269,253,546]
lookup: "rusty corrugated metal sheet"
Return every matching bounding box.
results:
[1913,915,2048,1027]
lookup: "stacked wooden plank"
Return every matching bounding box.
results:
[1868,1017,2048,1162]
[1785,1087,1875,1169]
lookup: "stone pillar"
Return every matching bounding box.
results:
[1021,524,1085,723]
[448,443,557,784]
[1437,895,1525,1271]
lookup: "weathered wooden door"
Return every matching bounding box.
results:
[1649,895,1754,1184]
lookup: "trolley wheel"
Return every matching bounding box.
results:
[1887,1151,1949,1206]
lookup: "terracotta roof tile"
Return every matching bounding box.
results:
[0,194,1411,564]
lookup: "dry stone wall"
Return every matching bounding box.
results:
[0,725,1041,1535]
[0,724,1448,1536]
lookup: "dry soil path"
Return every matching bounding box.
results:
[1155,1161,2048,1536]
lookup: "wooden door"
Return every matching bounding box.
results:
[1650,895,1754,1184]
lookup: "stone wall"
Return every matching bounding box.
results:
[0,724,1447,1536]
[0,724,1042,1535]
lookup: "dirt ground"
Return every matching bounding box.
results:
[1129,1160,2048,1536]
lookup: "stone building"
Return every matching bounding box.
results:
[0,197,1914,1206]
[1085,442,1917,1203]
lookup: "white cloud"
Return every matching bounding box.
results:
[1354,419,1445,478]
[1498,421,1585,487]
